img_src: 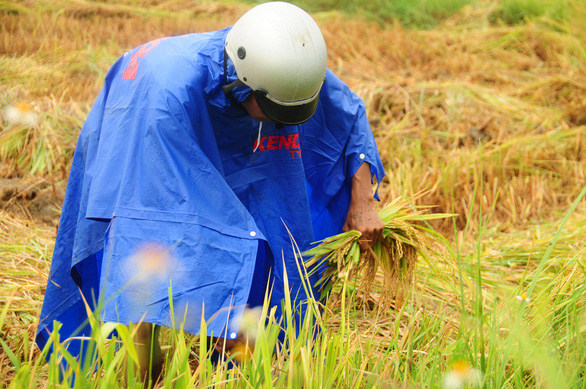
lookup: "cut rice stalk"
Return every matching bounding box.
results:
[304,195,454,309]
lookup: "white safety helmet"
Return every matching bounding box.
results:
[225,2,327,125]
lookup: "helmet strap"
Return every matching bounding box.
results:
[253,121,263,153]
[222,79,245,96]
[222,48,245,100]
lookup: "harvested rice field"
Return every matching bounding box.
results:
[1,0,585,387]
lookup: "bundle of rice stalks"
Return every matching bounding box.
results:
[304,195,453,309]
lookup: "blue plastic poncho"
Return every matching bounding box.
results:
[36,28,384,360]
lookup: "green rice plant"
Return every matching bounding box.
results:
[304,195,454,308]
[367,0,477,28]
[243,0,476,28]
[490,0,572,25]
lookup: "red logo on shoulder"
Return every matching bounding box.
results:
[122,38,167,80]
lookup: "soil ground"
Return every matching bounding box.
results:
[0,162,65,228]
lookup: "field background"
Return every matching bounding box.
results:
[0,0,585,387]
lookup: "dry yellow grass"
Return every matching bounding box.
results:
[0,1,247,101]
[0,1,585,384]
[320,14,585,233]
[0,210,54,382]
[3,1,582,234]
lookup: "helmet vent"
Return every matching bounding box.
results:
[237,47,246,59]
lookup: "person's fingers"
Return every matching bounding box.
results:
[376,225,384,242]
[358,238,369,251]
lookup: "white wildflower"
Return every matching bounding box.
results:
[3,103,39,128]
[443,361,482,389]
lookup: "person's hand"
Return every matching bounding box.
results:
[343,162,384,251]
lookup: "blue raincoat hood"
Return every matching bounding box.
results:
[37,28,384,361]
